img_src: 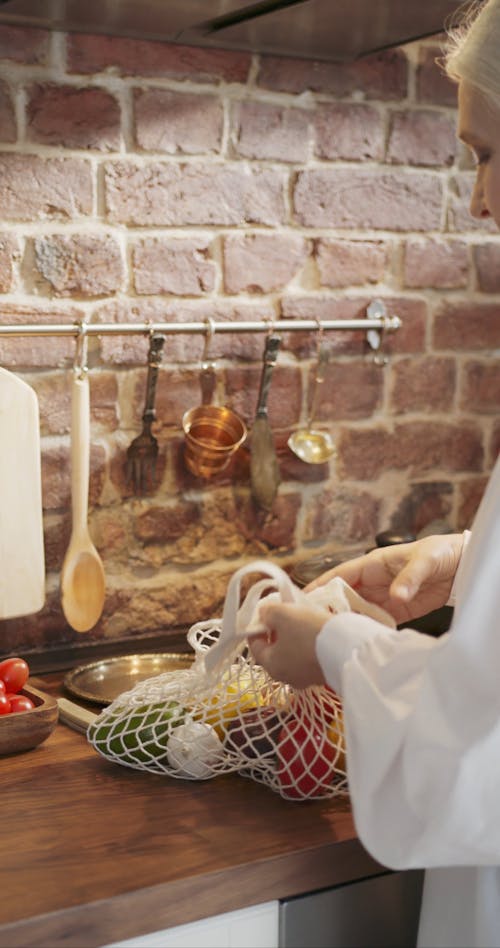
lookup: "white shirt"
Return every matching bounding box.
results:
[315,455,500,948]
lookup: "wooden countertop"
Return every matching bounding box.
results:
[0,674,383,948]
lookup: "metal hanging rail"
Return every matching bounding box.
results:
[0,312,400,339]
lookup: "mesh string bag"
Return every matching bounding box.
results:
[87,560,395,800]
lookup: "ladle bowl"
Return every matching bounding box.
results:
[287,427,336,465]
[288,342,336,465]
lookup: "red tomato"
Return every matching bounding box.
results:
[0,680,5,695]
[0,694,11,715]
[277,714,337,800]
[7,694,35,713]
[0,657,29,694]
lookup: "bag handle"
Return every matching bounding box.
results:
[204,560,301,674]
[203,558,396,675]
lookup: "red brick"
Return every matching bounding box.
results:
[244,491,301,551]
[43,514,70,573]
[132,237,216,296]
[490,422,500,465]
[458,476,490,529]
[66,34,251,83]
[460,360,500,413]
[315,238,388,287]
[314,104,384,161]
[90,372,120,431]
[41,440,105,511]
[276,430,330,484]
[34,234,125,297]
[434,302,500,350]
[226,364,302,429]
[387,109,457,166]
[31,371,71,436]
[294,169,443,230]
[232,101,309,162]
[26,84,121,150]
[0,234,20,292]
[0,155,92,221]
[448,173,499,233]
[134,502,200,544]
[0,25,49,63]
[33,370,118,437]
[474,243,500,292]
[404,238,469,288]
[223,233,308,293]
[416,44,458,107]
[40,442,70,511]
[303,487,380,545]
[390,481,454,537]
[390,356,456,413]
[0,80,15,142]
[338,421,483,480]
[0,303,83,367]
[104,161,285,226]
[134,89,222,154]
[256,48,408,99]
[312,359,384,421]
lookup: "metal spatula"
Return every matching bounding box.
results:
[250,333,282,511]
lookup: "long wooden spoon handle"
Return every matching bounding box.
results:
[71,372,90,533]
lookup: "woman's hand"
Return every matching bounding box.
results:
[249,603,329,688]
[306,533,465,625]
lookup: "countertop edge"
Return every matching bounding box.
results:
[0,840,384,948]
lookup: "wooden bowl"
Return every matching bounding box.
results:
[0,683,59,756]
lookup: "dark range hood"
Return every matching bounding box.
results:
[0,0,464,62]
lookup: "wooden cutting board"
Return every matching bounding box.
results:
[0,367,45,619]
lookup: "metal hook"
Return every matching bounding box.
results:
[314,317,325,358]
[73,322,88,379]
[265,316,278,339]
[201,316,216,369]
[366,299,389,367]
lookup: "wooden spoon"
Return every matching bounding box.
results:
[61,371,105,633]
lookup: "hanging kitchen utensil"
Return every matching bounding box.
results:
[182,318,247,478]
[61,333,105,633]
[125,331,165,494]
[0,368,45,619]
[250,332,282,511]
[199,316,216,406]
[288,340,336,464]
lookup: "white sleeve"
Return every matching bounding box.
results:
[315,461,500,871]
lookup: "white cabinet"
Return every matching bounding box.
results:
[105,900,279,948]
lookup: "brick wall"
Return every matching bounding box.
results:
[0,27,498,656]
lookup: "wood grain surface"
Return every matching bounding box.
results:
[0,673,383,948]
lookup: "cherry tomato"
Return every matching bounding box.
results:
[0,694,11,715]
[0,657,29,694]
[277,713,337,800]
[0,680,5,696]
[7,693,35,713]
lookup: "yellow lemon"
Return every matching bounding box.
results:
[192,670,265,738]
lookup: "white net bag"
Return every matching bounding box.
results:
[87,560,395,800]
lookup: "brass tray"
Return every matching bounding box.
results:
[63,653,194,706]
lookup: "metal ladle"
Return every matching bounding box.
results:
[288,343,336,464]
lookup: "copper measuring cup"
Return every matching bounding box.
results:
[182,320,247,478]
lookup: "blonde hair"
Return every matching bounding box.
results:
[445,0,500,107]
